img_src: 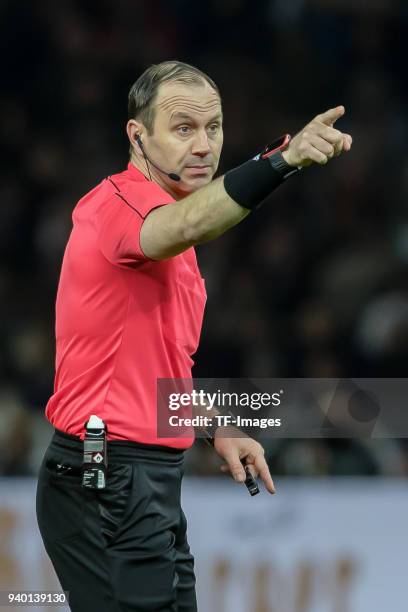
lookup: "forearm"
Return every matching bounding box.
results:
[190,399,220,437]
[140,175,249,260]
[193,402,243,442]
[183,176,250,243]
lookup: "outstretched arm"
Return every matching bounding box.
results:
[140,106,352,260]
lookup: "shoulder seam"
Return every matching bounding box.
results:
[113,192,144,220]
[107,176,120,191]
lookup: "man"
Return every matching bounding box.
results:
[36,61,352,611]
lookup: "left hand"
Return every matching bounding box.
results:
[282,106,352,168]
[214,426,276,494]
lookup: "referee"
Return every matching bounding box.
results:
[36,61,352,611]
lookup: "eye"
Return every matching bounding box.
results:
[177,125,191,136]
[207,123,220,135]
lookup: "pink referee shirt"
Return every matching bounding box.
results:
[45,163,207,449]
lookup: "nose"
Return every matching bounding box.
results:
[191,129,211,157]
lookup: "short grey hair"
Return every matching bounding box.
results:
[128,60,220,135]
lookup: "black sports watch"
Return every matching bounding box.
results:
[261,134,300,180]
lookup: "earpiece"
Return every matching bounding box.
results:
[133,133,181,182]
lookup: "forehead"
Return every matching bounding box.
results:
[154,80,222,121]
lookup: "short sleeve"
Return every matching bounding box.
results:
[95,182,172,267]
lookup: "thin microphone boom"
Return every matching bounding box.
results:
[136,136,181,182]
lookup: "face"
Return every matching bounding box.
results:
[129,80,223,199]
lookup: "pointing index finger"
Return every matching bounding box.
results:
[315,105,345,126]
[253,454,276,494]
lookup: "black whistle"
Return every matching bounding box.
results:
[242,461,260,496]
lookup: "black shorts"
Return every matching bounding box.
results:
[36,429,197,612]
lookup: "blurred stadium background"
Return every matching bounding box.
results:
[1,1,408,610]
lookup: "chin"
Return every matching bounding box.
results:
[183,175,214,193]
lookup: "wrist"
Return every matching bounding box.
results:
[202,423,238,448]
[281,149,293,166]
[224,135,301,211]
[266,150,299,178]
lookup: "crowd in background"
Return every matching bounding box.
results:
[1,0,408,477]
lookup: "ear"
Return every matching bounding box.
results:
[126,119,145,153]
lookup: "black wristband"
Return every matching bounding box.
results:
[224,151,299,211]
